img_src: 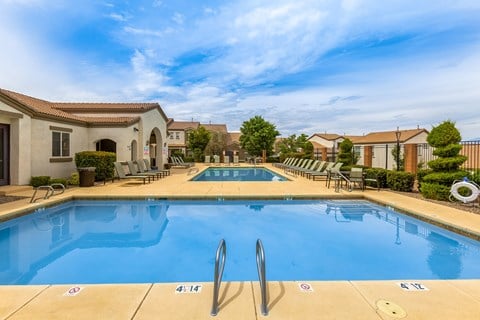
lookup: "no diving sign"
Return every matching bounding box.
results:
[298,282,314,292]
[63,286,84,296]
[397,282,429,291]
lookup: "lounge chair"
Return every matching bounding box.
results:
[169,156,190,168]
[213,155,220,166]
[304,161,326,179]
[175,156,195,167]
[127,161,158,181]
[143,159,170,176]
[310,162,335,180]
[114,162,151,184]
[233,155,240,166]
[136,159,167,179]
[274,157,291,168]
[298,160,319,177]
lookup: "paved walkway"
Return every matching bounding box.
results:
[1,163,479,319]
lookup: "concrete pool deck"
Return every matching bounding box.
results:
[1,163,480,319]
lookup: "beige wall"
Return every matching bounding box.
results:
[31,120,89,181]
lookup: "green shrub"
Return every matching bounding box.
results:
[365,168,388,188]
[419,182,451,200]
[432,144,462,157]
[75,151,116,181]
[422,171,469,186]
[50,178,68,187]
[422,120,467,200]
[427,156,468,172]
[30,176,51,187]
[68,172,80,185]
[387,171,415,192]
[417,169,433,191]
[470,170,480,185]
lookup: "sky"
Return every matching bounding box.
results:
[1,0,479,139]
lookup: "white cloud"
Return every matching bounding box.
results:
[108,13,127,22]
[172,12,184,25]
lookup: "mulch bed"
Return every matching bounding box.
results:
[0,196,29,204]
[393,191,480,215]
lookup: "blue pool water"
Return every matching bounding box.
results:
[1,199,479,285]
[191,167,287,181]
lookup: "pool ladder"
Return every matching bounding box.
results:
[211,239,226,316]
[30,184,65,203]
[210,239,269,316]
[256,239,269,316]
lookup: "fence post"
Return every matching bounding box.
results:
[404,144,418,174]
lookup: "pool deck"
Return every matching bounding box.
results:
[1,163,480,319]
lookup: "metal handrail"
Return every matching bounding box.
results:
[211,239,227,316]
[50,183,66,197]
[30,184,66,203]
[30,185,54,203]
[256,239,268,316]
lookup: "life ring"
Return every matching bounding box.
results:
[450,181,480,203]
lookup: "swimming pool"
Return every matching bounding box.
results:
[1,199,479,285]
[191,167,288,181]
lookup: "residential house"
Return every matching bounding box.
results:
[166,120,200,157]
[353,128,429,172]
[0,88,169,185]
[308,133,360,161]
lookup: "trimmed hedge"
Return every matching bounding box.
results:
[419,183,451,200]
[75,151,116,181]
[387,171,415,192]
[365,168,388,188]
[50,178,68,186]
[30,176,51,188]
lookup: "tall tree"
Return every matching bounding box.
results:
[337,138,358,166]
[187,126,211,161]
[277,133,313,159]
[204,131,227,157]
[239,116,280,159]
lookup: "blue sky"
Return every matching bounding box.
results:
[1,0,479,139]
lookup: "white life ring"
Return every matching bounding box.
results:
[450,181,480,203]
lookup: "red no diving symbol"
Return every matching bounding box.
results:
[69,286,81,294]
[299,283,312,291]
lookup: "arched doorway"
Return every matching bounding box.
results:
[130,140,138,160]
[96,139,116,153]
[148,128,163,169]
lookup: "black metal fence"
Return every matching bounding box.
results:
[314,141,480,172]
[417,141,480,171]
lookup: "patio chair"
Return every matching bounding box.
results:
[127,161,158,181]
[213,155,221,166]
[223,155,230,166]
[233,155,240,166]
[325,162,344,187]
[349,167,365,191]
[143,159,170,176]
[204,155,211,165]
[114,162,151,184]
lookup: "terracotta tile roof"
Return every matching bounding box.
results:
[202,123,228,133]
[53,102,159,112]
[354,128,428,144]
[309,133,343,141]
[168,121,200,130]
[0,88,161,126]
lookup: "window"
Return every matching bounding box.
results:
[169,132,174,139]
[175,132,180,140]
[52,131,70,157]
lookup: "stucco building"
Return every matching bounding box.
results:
[0,88,169,185]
